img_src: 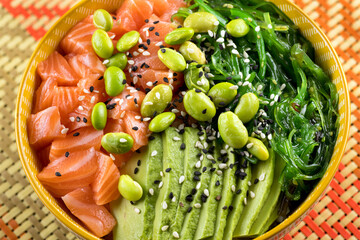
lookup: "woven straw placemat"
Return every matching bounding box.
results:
[0,0,359,239]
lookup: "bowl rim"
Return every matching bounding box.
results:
[15,0,350,239]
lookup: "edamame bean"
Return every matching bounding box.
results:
[105,53,127,70]
[118,175,143,202]
[158,48,186,72]
[183,89,216,121]
[92,29,114,59]
[91,102,107,130]
[247,137,269,161]
[93,9,113,32]
[218,111,248,149]
[141,84,173,117]
[185,64,209,93]
[208,82,237,107]
[165,27,195,45]
[149,112,176,132]
[226,19,250,38]
[104,66,126,97]
[234,92,259,123]
[101,132,134,154]
[116,31,140,52]
[184,12,219,33]
[179,41,206,64]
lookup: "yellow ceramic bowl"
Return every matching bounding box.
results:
[15,0,350,239]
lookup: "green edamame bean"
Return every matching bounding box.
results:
[218,111,248,149]
[226,19,250,38]
[104,66,126,97]
[141,84,173,117]
[101,132,134,154]
[247,137,269,161]
[179,41,206,64]
[118,175,143,202]
[208,82,237,107]
[185,63,209,93]
[149,112,176,132]
[165,27,195,45]
[93,9,113,32]
[158,48,186,72]
[105,53,127,70]
[234,92,259,123]
[184,12,219,33]
[116,31,140,52]
[92,29,114,59]
[91,102,107,130]
[183,89,216,121]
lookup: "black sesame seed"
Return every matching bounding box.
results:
[65,152,69,157]
[112,16,116,20]
[132,126,139,131]
[201,194,208,203]
[154,180,160,184]
[169,192,174,199]
[222,206,227,210]
[155,32,160,36]
[193,175,200,181]
[202,108,207,114]
[137,160,141,166]
[186,194,193,202]
[159,45,165,48]
[140,62,146,68]
[254,178,259,184]
[149,135,155,140]
[194,171,201,176]
[211,160,216,164]
[147,39,151,45]
[191,188,197,195]
[130,201,135,205]
[145,63,150,68]
[239,172,247,180]
[229,205,234,211]
[219,101,226,106]
[202,167,207,172]
[236,189,242,194]
[134,167,139,174]
[122,79,127,85]
[89,86,94,92]
[202,149,208,154]
[195,89,201,93]
[153,20,159,24]
[131,66,138,72]
[134,98,138,104]
[177,25,182,28]
[76,117,81,122]
[163,77,169,83]
[83,117,87,123]
[98,76,103,80]
[55,172,61,177]
[216,180,220,186]
[197,131,204,136]
[161,48,166,53]
[226,76,232,80]
[196,153,202,158]
[229,164,234,169]
[187,207,193,213]
[106,103,116,110]
[180,143,186,150]
[145,19,149,23]
[179,129,185,135]
[165,168,172,173]
[128,53,133,58]
[210,168,216,172]
[145,88,151,93]
[199,71,204,78]
[73,132,80,137]
[149,26,155,31]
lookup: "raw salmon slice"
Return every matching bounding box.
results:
[92,152,120,205]
[38,148,97,197]
[37,145,51,169]
[159,0,187,22]
[28,106,65,149]
[123,111,150,151]
[116,0,154,30]
[37,51,79,86]
[33,78,57,113]
[139,14,177,42]
[62,186,116,237]
[49,127,103,161]
[66,52,106,78]
[51,86,80,119]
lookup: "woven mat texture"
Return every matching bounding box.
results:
[0,0,359,239]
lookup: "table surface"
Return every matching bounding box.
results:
[0,0,359,239]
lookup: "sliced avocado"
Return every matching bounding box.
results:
[223,159,251,240]
[249,154,285,235]
[233,149,275,237]
[180,134,213,239]
[153,127,185,240]
[208,146,237,240]
[111,133,163,240]
[170,127,202,236]
[259,204,279,234]
[194,142,223,239]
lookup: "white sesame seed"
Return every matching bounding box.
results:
[146,81,153,87]
[191,123,197,128]
[144,102,153,106]
[243,51,249,58]
[225,144,229,150]
[171,109,180,114]
[109,154,115,161]
[143,51,150,56]
[270,94,274,99]
[135,115,141,120]
[151,150,158,157]
[148,188,154,196]
[231,49,240,55]
[90,96,96,103]
[196,182,201,190]
[268,134,273,140]
[244,59,250,63]
[138,37,143,43]
[162,201,168,210]
[102,59,110,65]
[155,41,163,46]
[194,203,201,208]
[127,95,134,100]
[208,30,214,37]
[229,85,238,90]
[219,163,227,169]
[78,96,85,101]
[172,196,176,202]
[178,124,185,130]
[200,155,204,161]
[173,136,181,141]
[220,149,227,155]
[156,92,161,99]
[268,24,273,29]
[179,176,185,184]
[159,181,163,188]
[216,37,224,43]
[204,189,209,197]
[274,95,279,102]
[244,151,250,157]
[69,117,75,122]
[255,26,261,32]
[110,34,115,39]
[217,170,223,176]
[138,48,144,53]
[238,81,243,86]
[195,161,201,168]
[260,132,266,139]
[133,51,139,56]
[206,154,214,160]
[181,111,187,117]
[160,171,163,177]
[257,85,263,91]
[259,173,266,181]
[280,84,286,91]
[250,191,256,198]
[220,30,226,37]
[134,208,141,214]
[270,101,275,106]
[119,138,127,143]
[173,231,180,239]
[244,197,247,205]
[61,128,69,134]
[207,73,215,77]
[248,181,252,186]
[231,185,236,192]
[128,60,135,65]
[246,143,254,149]
[214,21,219,26]
[120,111,126,118]
[133,76,139,84]
[161,225,169,231]
[146,31,149,37]
[208,136,216,141]
[83,89,90,94]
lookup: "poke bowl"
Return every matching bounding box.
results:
[15,0,350,239]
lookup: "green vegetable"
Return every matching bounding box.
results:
[91,102,107,130]
[101,132,134,154]
[118,175,143,202]
[185,63,210,93]
[105,53,127,70]
[149,112,176,132]
[208,82,237,107]
[179,41,206,64]
[141,84,173,117]
[226,19,250,38]
[218,111,248,149]
[104,66,126,97]
[234,93,259,123]
[116,31,140,52]
[92,29,114,59]
[165,27,195,45]
[183,89,216,121]
[184,12,219,33]
[157,48,186,72]
[93,9,113,31]
[247,137,269,161]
